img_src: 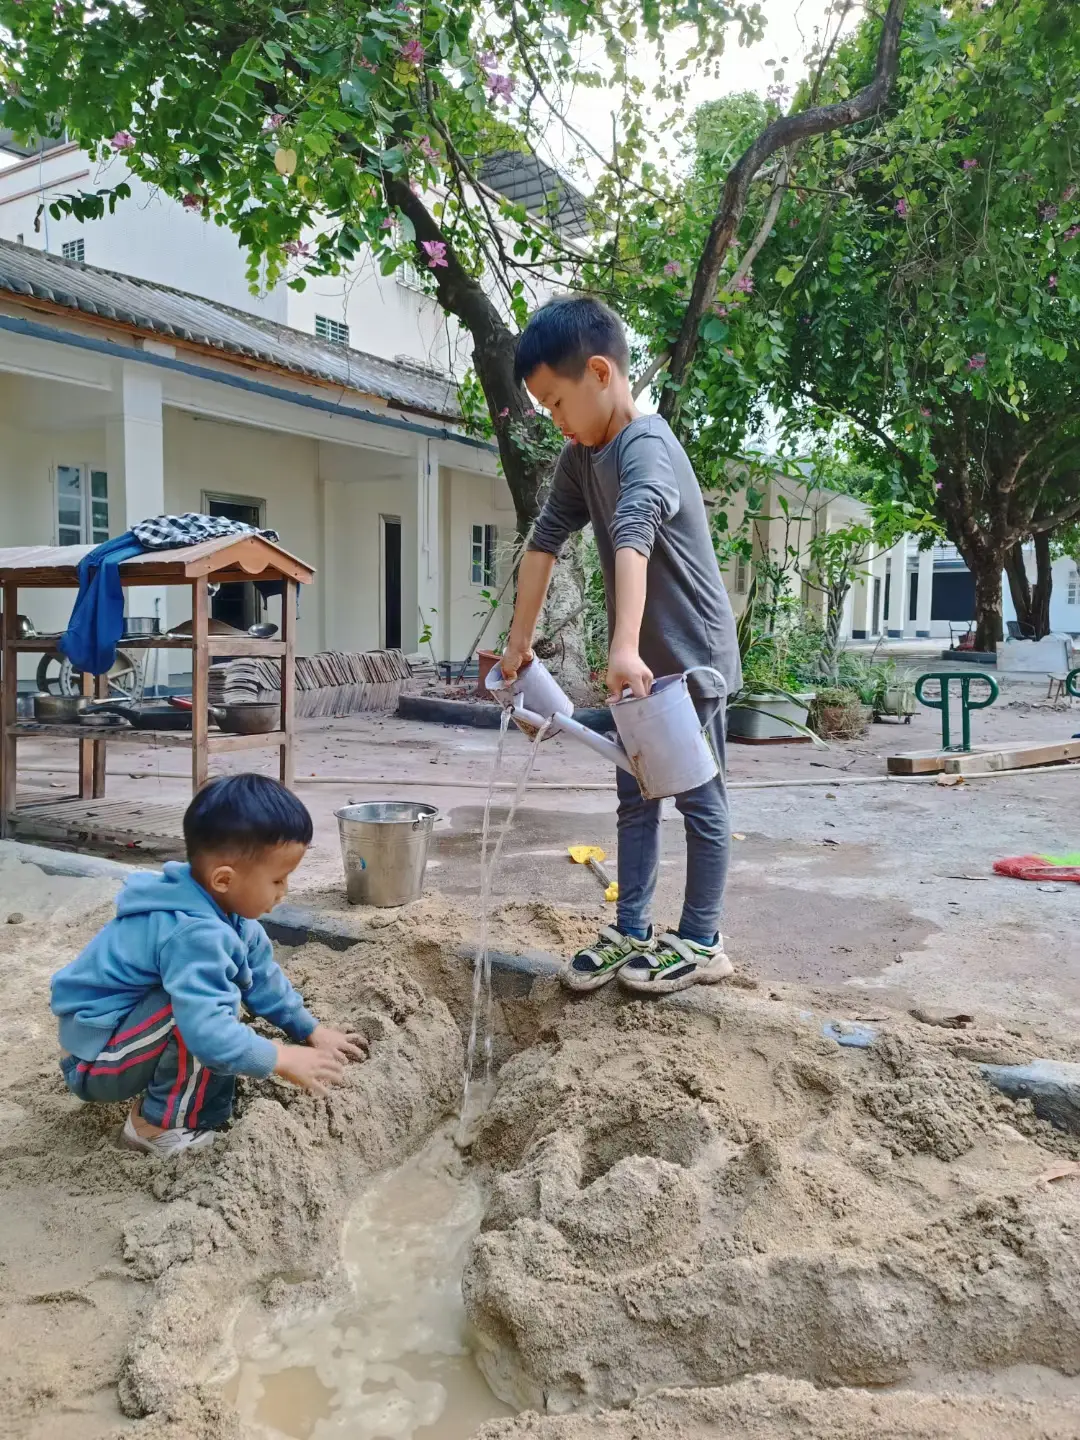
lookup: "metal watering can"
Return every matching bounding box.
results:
[486,657,727,801]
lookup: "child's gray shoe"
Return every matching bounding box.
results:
[618,932,733,995]
[122,1114,217,1156]
[561,926,656,992]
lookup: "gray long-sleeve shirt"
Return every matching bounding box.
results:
[529,415,740,699]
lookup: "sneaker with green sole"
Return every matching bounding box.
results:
[561,925,656,993]
[618,931,733,996]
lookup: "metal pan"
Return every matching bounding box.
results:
[93,701,193,731]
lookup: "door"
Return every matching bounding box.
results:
[382,516,402,651]
[203,494,264,631]
[872,577,882,635]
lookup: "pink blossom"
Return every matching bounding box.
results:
[417,135,439,162]
[284,240,311,257]
[263,112,286,131]
[1040,203,1058,222]
[498,408,509,418]
[400,37,425,65]
[111,131,135,151]
[1048,273,1058,290]
[711,303,730,318]
[961,158,977,170]
[663,261,680,276]
[380,216,394,230]
[358,57,379,73]
[477,49,497,70]
[895,197,908,217]
[920,406,932,418]
[53,2,63,15]
[181,193,202,211]
[1063,183,1077,203]
[967,352,986,371]
[1064,225,1080,242]
[409,179,420,195]
[395,0,410,9]
[732,273,753,294]
[421,238,447,268]
[936,481,943,491]
[485,72,514,103]
[524,407,536,417]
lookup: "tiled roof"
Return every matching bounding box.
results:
[0,240,460,420]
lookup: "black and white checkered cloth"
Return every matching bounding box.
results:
[131,513,280,551]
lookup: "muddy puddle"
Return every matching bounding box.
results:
[224,1128,513,1439]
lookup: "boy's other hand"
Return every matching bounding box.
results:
[606,645,653,699]
[274,1043,346,1096]
[500,636,534,684]
[308,1024,368,1063]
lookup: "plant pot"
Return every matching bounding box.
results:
[812,701,873,740]
[728,692,814,743]
[476,649,500,697]
[878,685,916,717]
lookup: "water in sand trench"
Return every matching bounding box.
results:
[227,1129,513,1438]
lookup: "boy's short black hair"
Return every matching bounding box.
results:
[183,774,313,858]
[514,295,630,387]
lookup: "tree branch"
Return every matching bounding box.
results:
[658,0,908,423]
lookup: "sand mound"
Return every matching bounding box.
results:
[463,989,1080,1416]
[473,1373,1080,1439]
[0,922,461,1440]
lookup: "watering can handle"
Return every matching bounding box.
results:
[682,666,728,731]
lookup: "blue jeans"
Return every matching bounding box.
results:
[615,701,729,945]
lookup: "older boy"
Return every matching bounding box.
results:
[501,296,741,995]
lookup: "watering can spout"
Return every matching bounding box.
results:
[508,698,634,774]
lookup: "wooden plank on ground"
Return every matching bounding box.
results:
[943,740,1080,775]
[887,749,953,775]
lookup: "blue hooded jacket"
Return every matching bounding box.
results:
[50,862,317,1077]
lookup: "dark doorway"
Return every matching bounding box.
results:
[909,572,919,621]
[205,495,263,631]
[872,576,882,635]
[931,569,976,622]
[382,516,402,651]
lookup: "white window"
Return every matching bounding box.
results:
[56,465,109,545]
[1068,570,1080,606]
[315,314,350,346]
[394,224,424,292]
[62,237,85,263]
[733,551,751,595]
[471,524,497,586]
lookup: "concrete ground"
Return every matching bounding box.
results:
[11,671,1080,1039]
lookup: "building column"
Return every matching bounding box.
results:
[850,568,872,640]
[915,546,934,638]
[107,362,165,628]
[885,536,908,638]
[415,438,442,661]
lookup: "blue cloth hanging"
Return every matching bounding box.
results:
[58,532,146,676]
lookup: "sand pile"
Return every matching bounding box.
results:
[0,894,461,1440]
[463,988,1080,1420]
[474,1374,1080,1439]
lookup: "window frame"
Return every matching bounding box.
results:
[314,313,350,346]
[61,237,85,263]
[55,464,109,546]
[471,523,498,587]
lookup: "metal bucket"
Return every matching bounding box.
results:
[335,801,438,907]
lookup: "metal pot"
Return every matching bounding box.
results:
[33,692,94,723]
[122,616,160,637]
[210,702,279,735]
[16,614,36,640]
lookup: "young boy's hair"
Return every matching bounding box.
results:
[514,295,630,387]
[183,774,313,858]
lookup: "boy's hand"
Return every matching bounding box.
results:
[606,645,653,699]
[308,1024,368,1064]
[273,1043,346,1097]
[500,635,534,684]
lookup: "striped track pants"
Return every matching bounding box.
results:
[60,986,235,1130]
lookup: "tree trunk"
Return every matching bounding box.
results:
[1003,541,1034,636]
[1031,530,1053,639]
[821,581,849,680]
[534,533,592,702]
[971,554,1004,652]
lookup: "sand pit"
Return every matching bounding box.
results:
[4,842,1080,1440]
[462,988,1080,1426]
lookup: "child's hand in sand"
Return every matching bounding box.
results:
[308,1024,368,1064]
[274,1043,346,1096]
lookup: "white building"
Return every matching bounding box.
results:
[0,137,588,686]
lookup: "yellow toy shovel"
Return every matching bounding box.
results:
[568,845,619,902]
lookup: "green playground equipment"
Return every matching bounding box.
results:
[1066,668,1080,700]
[914,671,999,752]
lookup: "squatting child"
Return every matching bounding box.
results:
[501,295,742,995]
[51,773,364,1154]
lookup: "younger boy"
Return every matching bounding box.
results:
[502,296,742,995]
[51,773,364,1154]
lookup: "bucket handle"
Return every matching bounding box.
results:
[682,666,728,732]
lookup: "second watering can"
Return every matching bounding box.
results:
[487,657,727,801]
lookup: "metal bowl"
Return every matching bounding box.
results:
[33,693,93,723]
[210,702,279,735]
[247,622,279,639]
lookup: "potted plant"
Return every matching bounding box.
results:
[809,686,872,739]
[728,584,819,742]
[872,661,917,721]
